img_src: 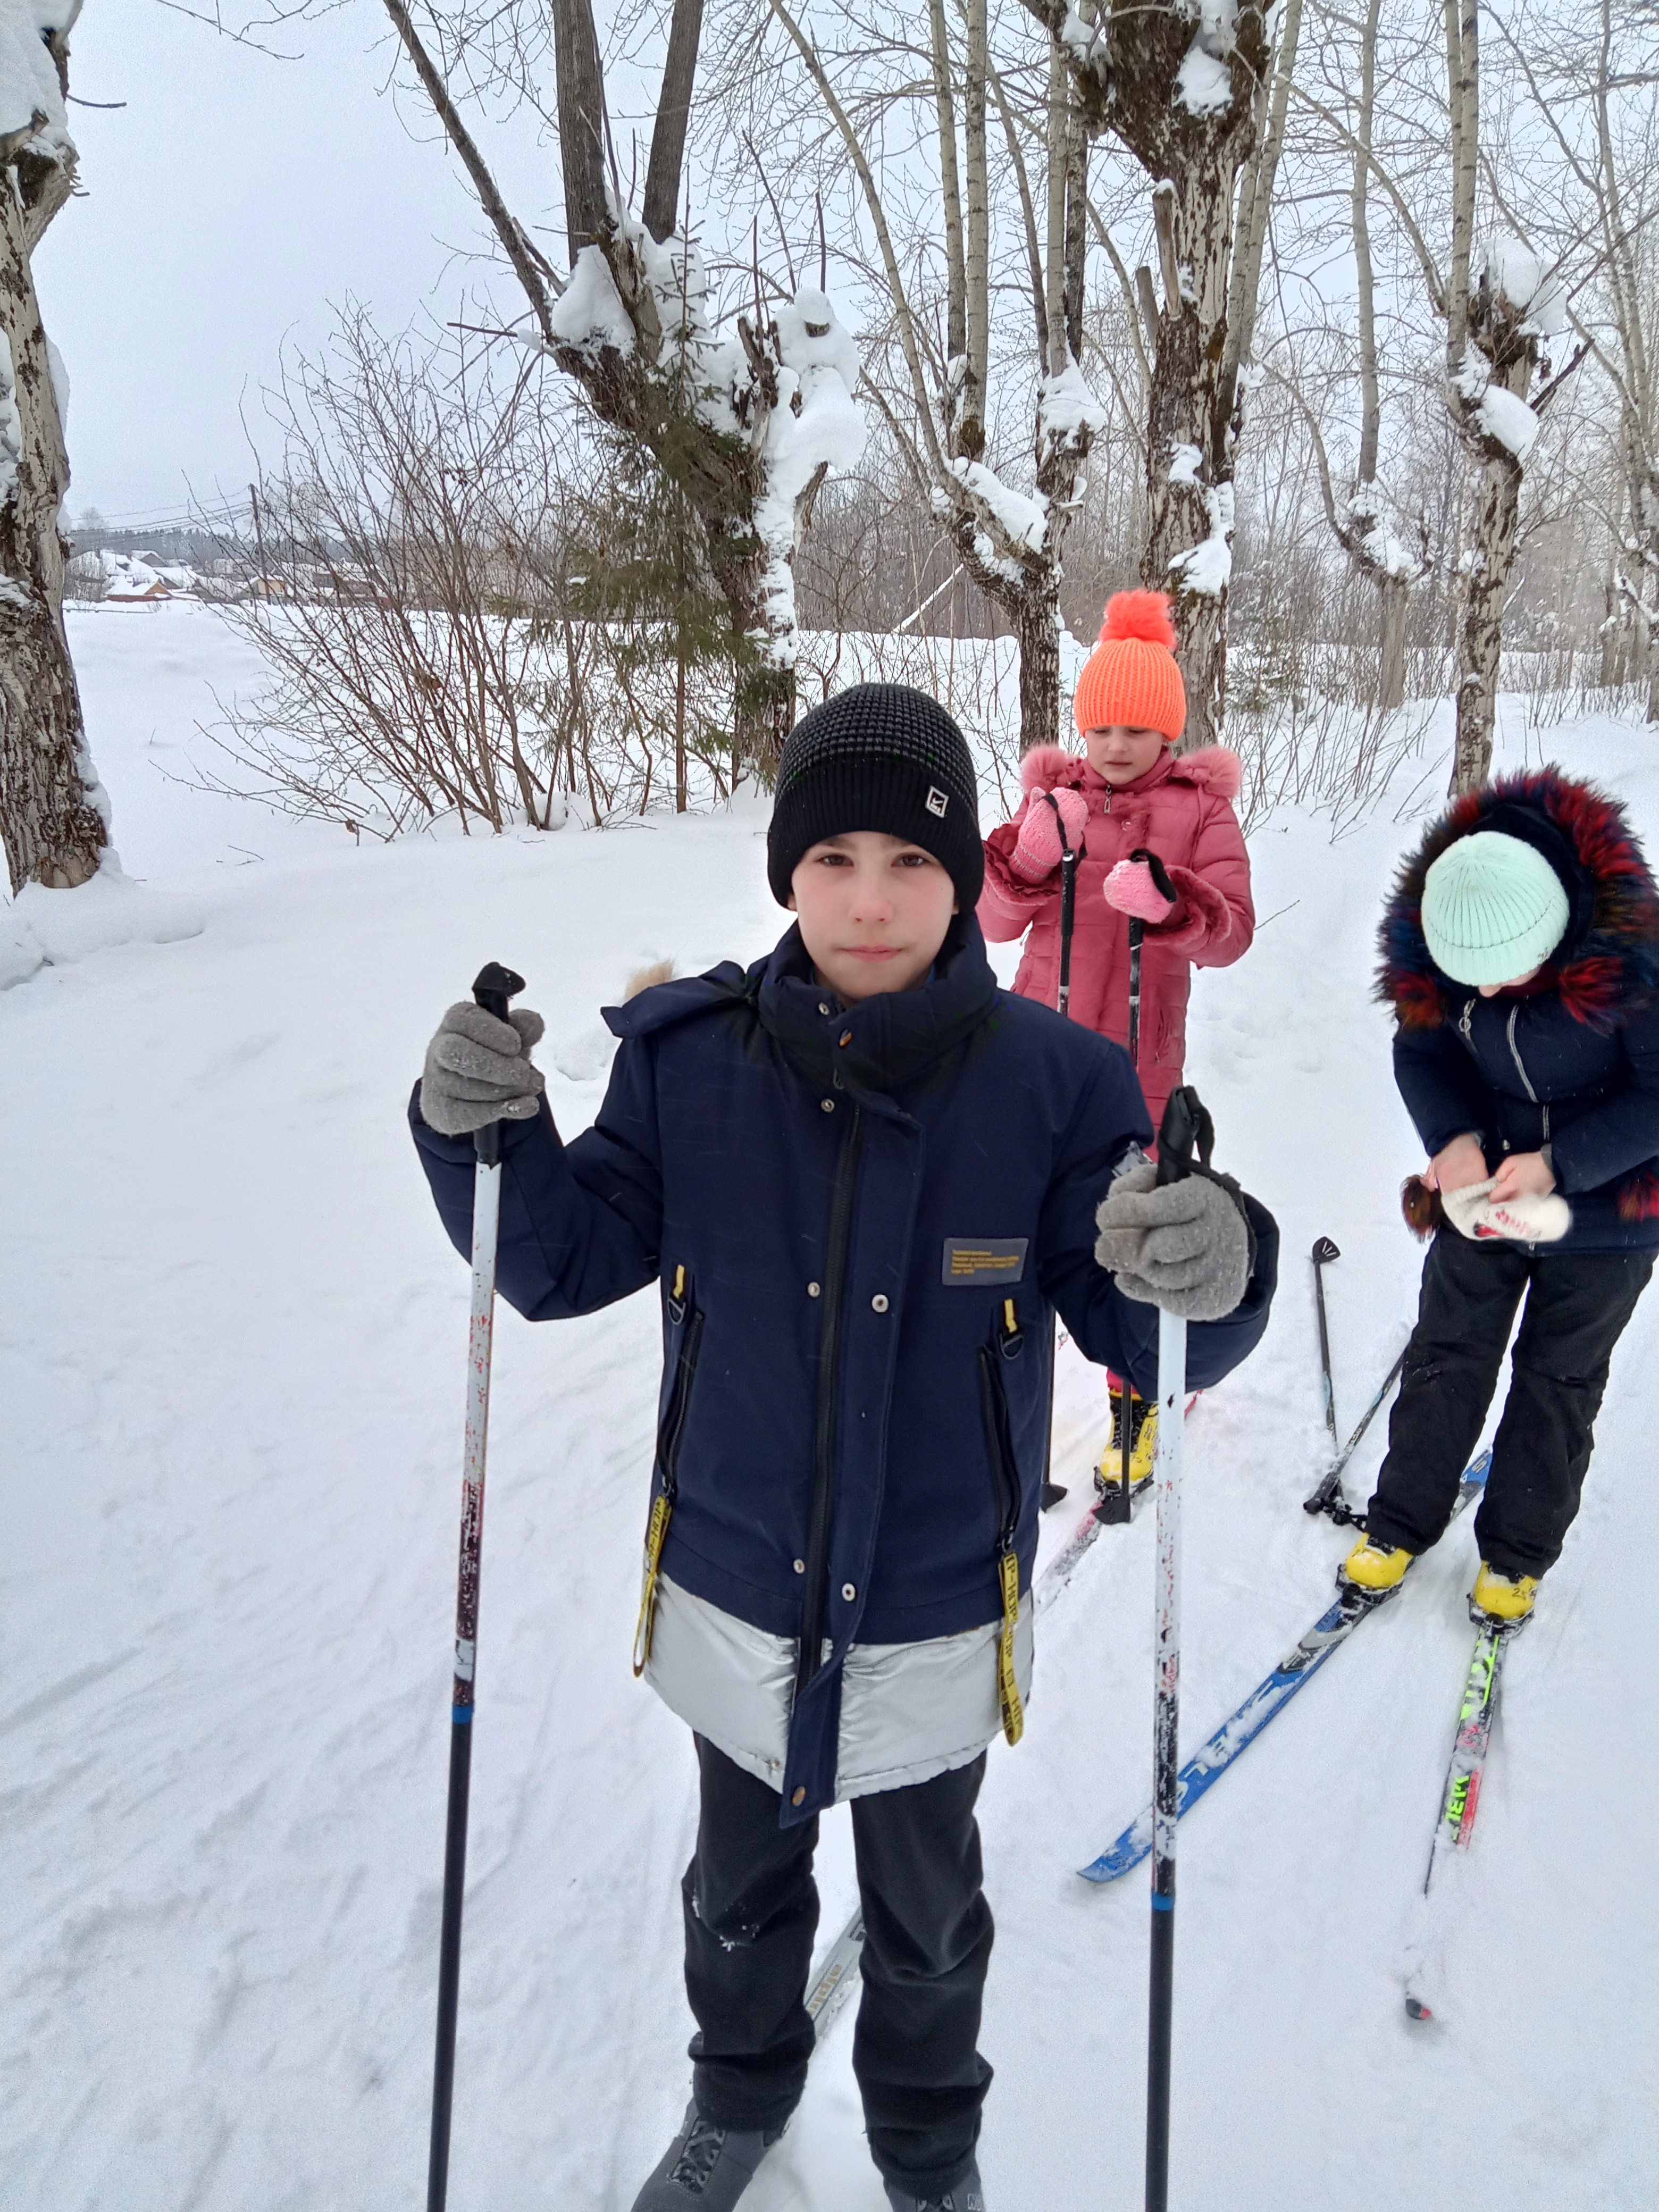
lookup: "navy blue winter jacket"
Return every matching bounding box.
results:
[412,918,1277,1819]
[1378,769,1659,1255]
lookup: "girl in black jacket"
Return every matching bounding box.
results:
[1344,768,1659,1621]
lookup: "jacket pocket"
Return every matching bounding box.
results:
[633,1265,705,1677]
[976,1300,1026,1746]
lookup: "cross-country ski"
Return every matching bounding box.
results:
[1080,1452,1493,1884]
[1401,1614,1526,2025]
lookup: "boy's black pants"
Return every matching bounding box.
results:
[681,1733,993,2197]
[1366,1228,1653,1578]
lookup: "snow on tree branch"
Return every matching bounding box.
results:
[750,287,866,667]
[0,0,75,156]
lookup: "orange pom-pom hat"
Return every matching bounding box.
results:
[1072,589,1186,742]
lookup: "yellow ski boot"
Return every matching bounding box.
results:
[1095,1393,1157,1498]
[1471,1562,1539,1623]
[1339,1532,1413,1595]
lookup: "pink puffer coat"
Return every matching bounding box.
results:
[978,742,1254,1133]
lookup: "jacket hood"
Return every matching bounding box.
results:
[604,916,1001,1094]
[1378,768,1659,1033]
[1019,741,1242,803]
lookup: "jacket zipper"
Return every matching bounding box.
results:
[632,1269,705,1675]
[1504,1004,1549,1143]
[794,1102,865,1701]
[1504,1006,1538,1103]
[975,1298,1026,1746]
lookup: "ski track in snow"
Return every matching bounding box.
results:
[4,604,1657,2208]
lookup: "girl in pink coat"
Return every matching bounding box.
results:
[979,590,1254,1138]
[979,589,1255,1491]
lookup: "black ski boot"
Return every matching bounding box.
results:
[629,2099,784,2210]
[883,2156,986,2210]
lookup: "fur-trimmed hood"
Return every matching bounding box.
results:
[1378,768,1659,1034]
[1018,741,1243,804]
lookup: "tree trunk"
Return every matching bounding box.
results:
[643,0,703,241]
[1058,4,1277,753]
[0,112,103,895]
[927,0,967,372]
[1016,582,1061,754]
[1141,169,1235,750]
[734,657,795,788]
[553,0,610,261]
[1378,573,1408,716]
[1599,571,1620,688]
[962,0,989,456]
[1449,439,1522,797]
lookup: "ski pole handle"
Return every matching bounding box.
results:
[470,961,525,1169]
[1154,1085,1213,1186]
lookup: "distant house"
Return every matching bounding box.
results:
[64,548,202,604]
[105,572,171,604]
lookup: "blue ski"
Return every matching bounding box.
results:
[1078,1450,1493,1884]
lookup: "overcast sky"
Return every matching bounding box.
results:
[37,3,577,529]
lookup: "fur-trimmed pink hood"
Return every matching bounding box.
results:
[1017,742,1243,804]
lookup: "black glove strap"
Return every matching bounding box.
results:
[1156,1085,1259,1275]
[1041,789,1087,863]
[1128,846,1177,904]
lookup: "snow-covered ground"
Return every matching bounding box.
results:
[5,604,1656,2209]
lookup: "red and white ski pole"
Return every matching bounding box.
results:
[427,960,524,2212]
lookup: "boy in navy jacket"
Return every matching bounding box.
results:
[413,685,1276,2212]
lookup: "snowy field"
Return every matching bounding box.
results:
[5,601,1657,2210]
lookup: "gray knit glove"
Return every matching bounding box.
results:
[1093,1161,1251,1321]
[420,1002,547,1136]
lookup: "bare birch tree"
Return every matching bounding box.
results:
[0,3,109,896]
[1290,1,1586,791]
[1279,0,1428,714]
[1438,0,1588,793]
[373,0,860,784]
[1029,0,1303,748]
[753,0,1106,750]
[1490,0,1659,721]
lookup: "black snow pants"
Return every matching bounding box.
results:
[1365,1226,1653,1579]
[681,1733,993,2199]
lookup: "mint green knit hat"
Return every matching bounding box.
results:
[1422,831,1570,987]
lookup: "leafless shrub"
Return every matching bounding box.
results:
[193,311,564,837]
[190,312,750,836]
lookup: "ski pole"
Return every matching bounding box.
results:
[1125,849,1174,1071]
[1311,1236,1340,1449]
[427,959,524,2212]
[1041,793,1081,1511]
[1144,1084,1209,2212]
[1038,789,1080,1019]
[1301,1342,1407,1526]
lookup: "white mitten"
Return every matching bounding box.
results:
[1441,1178,1571,1244]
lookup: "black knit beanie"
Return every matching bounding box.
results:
[766,684,984,910]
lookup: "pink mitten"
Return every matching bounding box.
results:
[1103,857,1177,923]
[1011,786,1088,880]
